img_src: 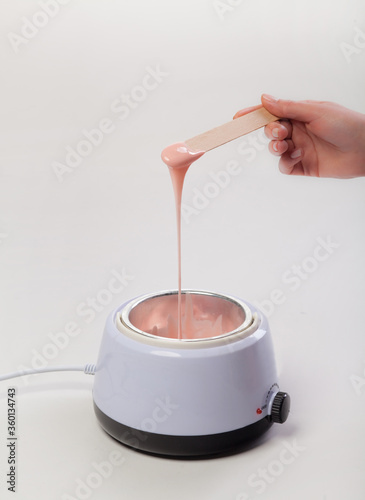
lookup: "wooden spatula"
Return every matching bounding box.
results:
[185,107,279,152]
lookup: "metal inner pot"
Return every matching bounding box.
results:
[120,290,254,342]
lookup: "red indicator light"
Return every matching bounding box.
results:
[256,408,262,415]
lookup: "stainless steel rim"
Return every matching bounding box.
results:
[119,289,253,343]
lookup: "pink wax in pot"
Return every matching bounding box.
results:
[128,291,247,340]
[161,142,207,340]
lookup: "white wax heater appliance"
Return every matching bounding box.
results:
[93,289,290,457]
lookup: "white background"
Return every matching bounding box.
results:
[0,0,365,499]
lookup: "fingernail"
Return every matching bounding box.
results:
[290,149,302,159]
[272,127,280,138]
[273,141,279,152]
[262,94,279,103]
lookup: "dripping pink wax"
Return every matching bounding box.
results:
[161,142,204,170]
[161,142,205,339]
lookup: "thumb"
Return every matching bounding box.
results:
[261,94,322,123]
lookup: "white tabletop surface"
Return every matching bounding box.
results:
[0,1,365,499]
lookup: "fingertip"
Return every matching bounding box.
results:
[269,140,288,156]
[261,94,279,105]
[265,122,291,141]
[261,94,286,119]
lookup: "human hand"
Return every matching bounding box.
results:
[234,95,365,178]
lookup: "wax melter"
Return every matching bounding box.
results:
[93,290,290,457]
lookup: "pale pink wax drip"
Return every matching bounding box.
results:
[180,292,224,339]
[161,142,205,340]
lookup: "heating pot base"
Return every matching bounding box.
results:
[94,403,274,458]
